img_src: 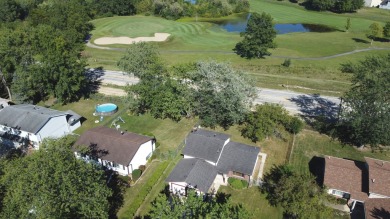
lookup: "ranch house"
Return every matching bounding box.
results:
[73,126,155,176]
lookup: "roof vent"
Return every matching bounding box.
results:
[120,131,124,135]
[372,179,375,183]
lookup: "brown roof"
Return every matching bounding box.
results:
[364,199,390,219]
[323,156,369,201]
[365,157,390,197]
[74,127,153,166]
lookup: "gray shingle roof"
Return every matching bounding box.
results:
[0,104,66,134]
[65,110,82,125]
[183,129,229,163]
[217,142,260,175]
[74,126,153,166]
[166,158,218,193]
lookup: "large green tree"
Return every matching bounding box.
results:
[192,61,256,128]
[234,12,277,59]
[383,22,390,38]
[367,22,383,45]
[263,165,332,219]
[241,104,303,142]
[0,137,112,218]
[149,190,250,218]
[339,54,390,147]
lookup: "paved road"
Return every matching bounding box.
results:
[95,70,341,115]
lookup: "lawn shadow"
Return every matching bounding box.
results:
[352,38,370,44]
[106,170,127,219]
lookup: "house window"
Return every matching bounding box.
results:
[146,152,152,160]
[113,162,119,168]
[232,171,245,178]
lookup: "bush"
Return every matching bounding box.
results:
[139,165,146,172]
[282,58,291,67]
[132,169,142,182]
[286,117,304,134]
[228,177,248,189]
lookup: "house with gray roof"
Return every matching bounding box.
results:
[0,104,81,149]
[167,129,261,195]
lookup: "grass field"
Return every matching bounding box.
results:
[290,129,390,174]
[85,0,390,94]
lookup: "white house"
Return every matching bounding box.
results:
[365,0,383,7]
[167,129,261,195]
[0,104,81,149]
[73,126,155,176]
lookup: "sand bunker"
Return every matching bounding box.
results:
[94,33,170,45]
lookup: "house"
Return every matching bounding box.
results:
[167,129,261,195]
[0,104,81,149]
[323,156,390,217]
[0,98,11,110]
[365,0,384,7]
[73,126,155,176]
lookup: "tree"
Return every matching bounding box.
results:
[339,54,390,147]
[240,104,303,142]
[263,165,332,219]
[384,22,390,38]
[367,22,383,45]
[0,0,23,22]
[149,190,250,218]
[345,18,351,32]
[0,137,112,218]
[305,0,335,11]
[192,61,256,128]
[234,12,277,59]
[117,42,166,79]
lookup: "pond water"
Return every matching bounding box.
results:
[209,14,336,34]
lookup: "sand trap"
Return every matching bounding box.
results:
[94,33,171,45]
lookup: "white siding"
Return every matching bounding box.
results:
[369,193,390,198]
[38,116,70,140]
[69,121,81,132]
[0,125,40,148]
[169,182,203,196]
[129,140,155,173]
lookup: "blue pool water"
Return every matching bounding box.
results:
[96,103,117,113]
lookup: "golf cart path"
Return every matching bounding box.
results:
[86,41,390,60]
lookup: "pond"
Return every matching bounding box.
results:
[208,14,336,34]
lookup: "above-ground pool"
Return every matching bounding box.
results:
[95,103,118,116]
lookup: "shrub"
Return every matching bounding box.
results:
[139,165,146,172]
[228,177,248,189]
[132,169,142,182]
[282,58,291,67]
[286,117,304,134]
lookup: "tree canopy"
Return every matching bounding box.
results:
[234,12,277,59]
[339,54,390,147]
[305,0,364,12]
[262,165,332,219]
[241,104,304,142]
[383,22,390,38]
[367,22,383,45]
[0,137,112,218]
[149,190,251,219]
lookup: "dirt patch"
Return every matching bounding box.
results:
[94,33,171,45]
[98,86,126,96]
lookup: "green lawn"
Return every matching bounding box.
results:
[85,1,390,94]
[290,129,390,174]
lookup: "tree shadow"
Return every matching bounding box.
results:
[105,170,127,219]
[368,207,390,219]
[81,67,104,98]
[352,38,370,44]
[215,192,231,204]
[289,94,340,124]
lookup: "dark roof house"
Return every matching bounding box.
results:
[365,157,390,198]
[183,129,229,163]
[166,158,218,194]
[74,126,153,166]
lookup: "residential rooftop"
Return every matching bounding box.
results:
[365,157,390,197]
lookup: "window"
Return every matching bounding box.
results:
[232,171,245,178]
[146,152,152,160]
[113,162,119,168]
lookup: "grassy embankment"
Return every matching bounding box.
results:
[85,0,390,94]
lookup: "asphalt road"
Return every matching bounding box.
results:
[96,70,341,115]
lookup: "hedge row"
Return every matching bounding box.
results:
[123,161,169,218]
